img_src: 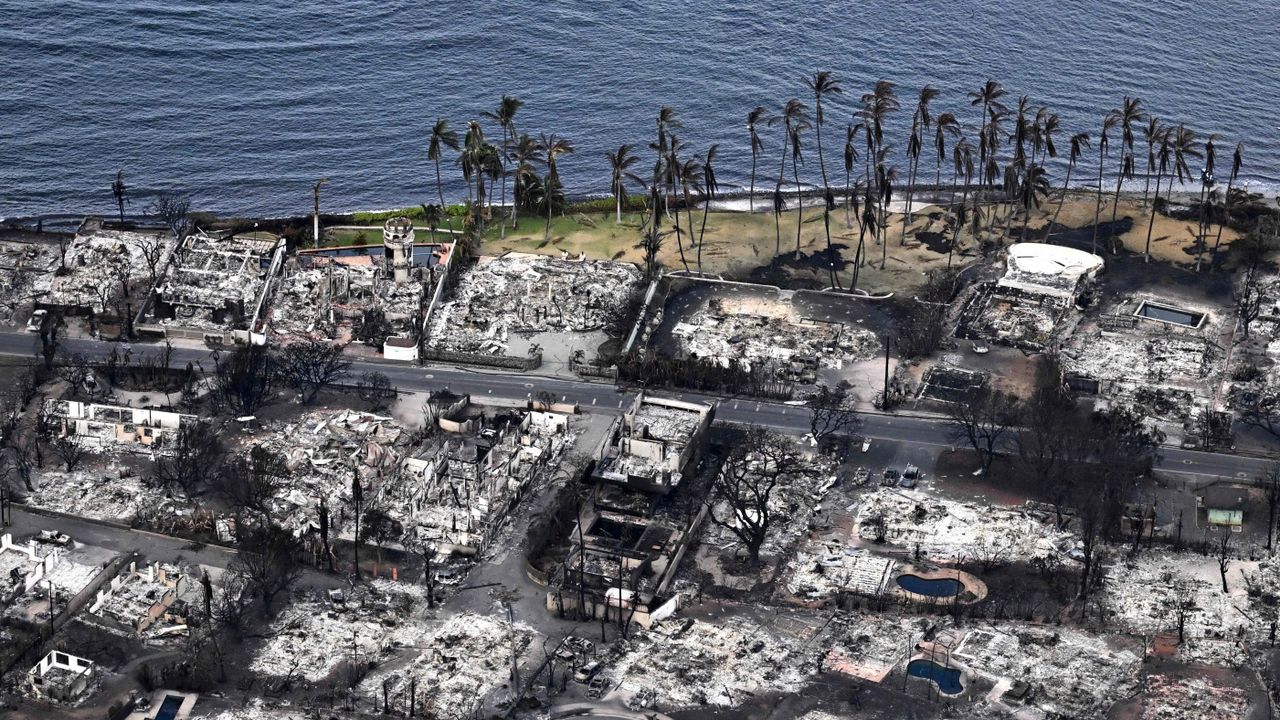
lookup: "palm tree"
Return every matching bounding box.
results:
[678,156,705,274]
[459,120,487,205]
[482,96,523,234]
[1211,142,1244,262]
[843,124,860,228]
[950,138,975,267]
[1145,124,1201,261]
[537,134,574,242]
[933,112,960,191]
[654,107,682,217]
[1036,109,1060,167]
[1141,116,1160,209]
[877,162,897,268]
[806,71,843,274]
[428,119,460,231]
[1019,164,1051,241]
[1107,97,1146,246]
[420,203,443,244]
[606,144,643,223]
[968,80,1007,221]
[746,107,768,213]
[1141,126,1171,262]
[1193,134,1219,271]
[477,143,502,218]
[663,135,690,270]
[860,80,899,249]
[697,144,720,274]
[900,86,940,246]
[790,118,811,258]
[1091,113,1119,255]
[1049,132,1091,242]
[509,133,542,230]
[770,99,808,257]
[111,170,128,223]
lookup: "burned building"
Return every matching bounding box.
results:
[392,399,576,554]
[26,650,96,704]
[548,395,715,627]
[42,400,196,452]
[957,243,1104,350]
[272,217,452,359]
[139,231,284,344]
[33,218,173,317]
[0,238,61,321]
[426,251,643,365]
[86,561,186,636]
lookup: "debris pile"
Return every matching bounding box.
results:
[854,488,1071,562]
[0,239,59,319]
[427,252,642,357]
[671,295,879,382]
[359,612,538,720]
[24,462,184,524]
[785,544,897,600]
[33,227,171,312]
[249,585,422,682]
[271,250,433,342]
[611,615,813,708]
[1139,673,1250,720]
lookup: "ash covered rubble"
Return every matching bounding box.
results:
[955,243,1103,351]
[248,583,427,683]
[1061,293,1230,433]
[608,614,815,709]
[253,409,407,540]
[852,488,1073,563]
[32,220,174,314]
[426,251,643,358]
[0,238,60,319]
[669,294,879,384]
[356,612,540,720]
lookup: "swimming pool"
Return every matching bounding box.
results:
[153,695,184,720]
[907,659,964,695]
[896,574,963,597]
[1135,301,1204,328]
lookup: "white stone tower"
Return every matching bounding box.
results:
[382,217,415,283]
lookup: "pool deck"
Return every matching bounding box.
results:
[892,565,988,605]
[124,689,198,720]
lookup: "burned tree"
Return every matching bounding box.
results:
[230,522,303,616]
[1017,357,1080,526]
[49,434,88,472]
[36,310,62,371]
[154,420,224,493]
[1262,463,1280,550]
[216,445,288,517]
[705,428,800,565]
[279,338,351,405]
[945,384,1019,473]
[111,170,129,223]
[134,233,169,288]
[356,371,396,412]
[806,380,861,446]
[153,192,193,244]
[1217,527,1233,594]
[213,344,275,416]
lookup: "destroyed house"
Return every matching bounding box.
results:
[996,243,1103,307]
[396,405,572,553]
[0,533,61,602]
[593,394,715,494]
[26,651,95,703]
[43,400,195,450]
[142,231,284,341]
[33,218,173,315]
[86,561,185,635]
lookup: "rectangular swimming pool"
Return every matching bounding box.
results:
[154,695,184,720]
[1135,301,1204,328]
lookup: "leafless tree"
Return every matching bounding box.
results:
[152,192,193,244]
[111,170,128,223]
[945,384,1019,473]
[705,428,801,565]
[1018,357,1080,526]
[213,344,275,415]
[1261,463,1280,550]
[134,233,170,288]
[807,380,861,446]
[279,338,351,405]
[49,435,88,472]
[216,445,287,517]
[154,420,224,493]
[230,522,304,616]
[1234,261,1266,340]
[36,309,62,371]
[1167,577,1198,644]
[356,371,396,411]
[1217,527,1233,594]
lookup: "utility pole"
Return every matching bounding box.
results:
[312,178,329,248]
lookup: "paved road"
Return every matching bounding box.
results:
[0,330,1272,483]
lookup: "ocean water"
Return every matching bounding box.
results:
[1,0,1277,220]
